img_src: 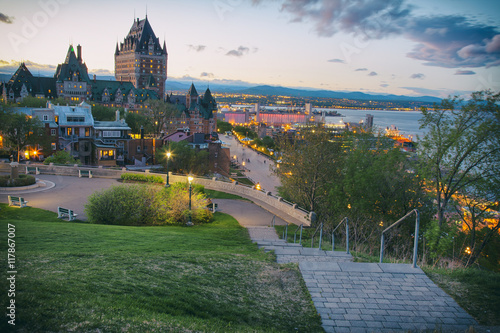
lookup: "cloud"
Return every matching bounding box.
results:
[327,58,345,63]
[410,73,425,79]
[267,0,500,68]
[89,69,114,76]
[355,68,368,71]
[454,70,476,75]
[187,44,206,52]
[200,72,215,78]
[0,13,13,24]
[380,83,389,87]
[226,46,251,57]
[368,71,378,76]
[401,86,470,98]
[405,17,500,68]
[0,59,55,76]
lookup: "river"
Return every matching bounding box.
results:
[323,109,426,140]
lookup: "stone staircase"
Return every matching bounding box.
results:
[248,226,478,333]
[254,238,353,264]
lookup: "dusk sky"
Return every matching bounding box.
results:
[1,0,499,98]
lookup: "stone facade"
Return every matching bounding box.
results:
[115,16,168,98]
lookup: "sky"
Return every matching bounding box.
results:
[0,0,499,98]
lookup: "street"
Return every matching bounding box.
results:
[222,135,281,195]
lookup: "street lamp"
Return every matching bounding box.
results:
[165,151,171,187]
[186,175,194,226]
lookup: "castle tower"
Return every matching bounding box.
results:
[115,16,168,99]
[186,83,198,109]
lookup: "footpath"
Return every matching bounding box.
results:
[248,226,478,333]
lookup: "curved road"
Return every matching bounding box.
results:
[0,174,286,226]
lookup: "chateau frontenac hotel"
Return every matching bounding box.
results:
[1,16,217,136]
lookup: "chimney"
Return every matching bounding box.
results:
[93,74,96,82]
[140,126,144,139]
[116,110,120,122]
[77,44,82,63]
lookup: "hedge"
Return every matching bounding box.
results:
[121,173,165,184]
[0,175,36,187]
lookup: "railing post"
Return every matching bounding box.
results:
[380,233,385,263]
[285,223,288,241]
[345,218,350,254]
[299,225,303,245]
[413,210,420,268]
[318,223,323,250]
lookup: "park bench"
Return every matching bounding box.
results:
[8,196,29,208]
[207,202,218,213]
[57,207,78,221]
[79,170,93,178]
[26,166,40,175]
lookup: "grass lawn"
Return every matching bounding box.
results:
[422,267,500,326]
[0,204,323,333]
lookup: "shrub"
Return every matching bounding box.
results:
[85,182,212,226]
[0,175,36,187]
[121,173,164,184]
[85,185,159,225]
[44,150,80,165]
[154,182,212,225]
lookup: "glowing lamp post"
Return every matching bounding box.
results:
[165,151,171,187]
[187,175,194,226]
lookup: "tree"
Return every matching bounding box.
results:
[125,112,150,134]
[15,96,47,108]
[418,90,500,226]
[273,126,342,224]
[454,177,500,267]
[146,99,177,137]
[3,113,46,162]
[92,105,124,121]
[331,132,431,253]
[156,141,209,176]
[217,120,232,134]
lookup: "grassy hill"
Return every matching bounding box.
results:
[0,204,323,332]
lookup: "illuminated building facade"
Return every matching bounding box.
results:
[115,16,168,98]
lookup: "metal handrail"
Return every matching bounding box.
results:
[282,222,289,241]
[293,224,303,245]
[311,222,323,249]
[332,217,350,254]
[380,209,420,268]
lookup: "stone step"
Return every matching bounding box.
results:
[256,241,302,247]
[299,262,424,273]
[277,255,353,264]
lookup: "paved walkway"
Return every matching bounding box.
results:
[0,175,122,220]
[251,230,479,333]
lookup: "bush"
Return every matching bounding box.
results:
[0,175,36,187]
[85,182,212,226]
[154,182,212,225]
[121,173,164,184]
[85,185,159,225]
[44,150,80,165]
